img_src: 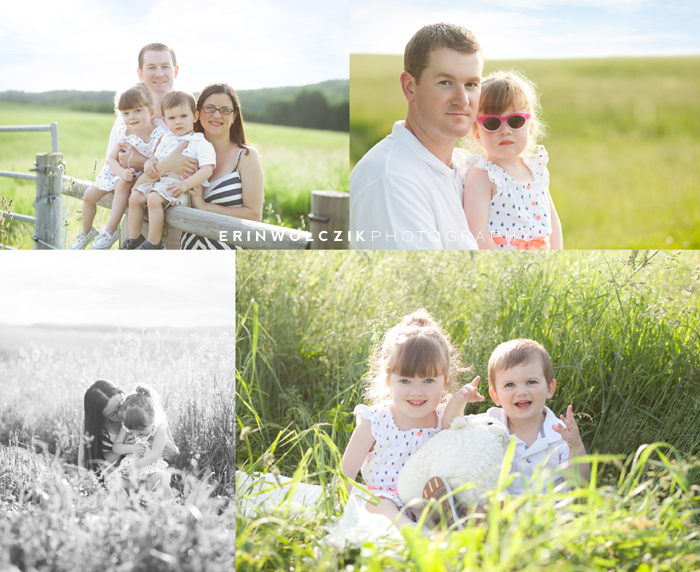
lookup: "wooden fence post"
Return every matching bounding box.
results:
[308,191,349,250]
[34,153,63,250]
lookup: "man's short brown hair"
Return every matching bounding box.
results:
[138,43,177,70]
[404,23,482,84]
[488,339,554,387]
[161,91,196,115]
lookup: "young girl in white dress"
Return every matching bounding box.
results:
[70,83,166,250]
[464,70,563,250]
[111,384,174,500]
[340,310,484,528]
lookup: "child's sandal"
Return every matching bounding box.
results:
[422,476,466,531]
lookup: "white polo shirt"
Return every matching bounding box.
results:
[349,121,479,250]
[476,406,569,495]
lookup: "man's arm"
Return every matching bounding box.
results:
[156,142,199,178]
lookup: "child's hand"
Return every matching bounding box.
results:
[552,405,584,449]
[145,159,158,179]
[133,443,148,457]
[123,168,135,182]
[188,184,204,208]
[454,376,485,404]
[167,180,189,198]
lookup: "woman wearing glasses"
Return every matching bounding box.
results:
[78,380,179,479]
[78,380,128,475]
[174,82,265,249]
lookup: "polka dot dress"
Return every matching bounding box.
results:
[94,122,167,192]
[478,145,552,250]
[353,402,443,509]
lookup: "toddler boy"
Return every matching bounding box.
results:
[445,338,589,494]
[124,91,216,250]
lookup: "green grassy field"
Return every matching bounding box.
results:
[0,102,348,249]
[350,55,700,249]
[0,328,236,570]
[236,250,700,570]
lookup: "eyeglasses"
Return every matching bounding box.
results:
[477,113,531,132]
[102,397,124,421]
[201,105,235,116]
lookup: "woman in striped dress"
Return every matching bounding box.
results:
[180,83,264,250]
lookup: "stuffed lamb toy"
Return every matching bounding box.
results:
[397,415,509,510]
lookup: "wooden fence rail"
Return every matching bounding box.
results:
[1,146,349,250]
[0,123,59,153]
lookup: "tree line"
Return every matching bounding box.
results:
[0,87,349,133]
[243,90,348,132]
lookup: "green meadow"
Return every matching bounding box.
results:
[0,102,348,249]
[236,250,700,570]
[350,55,700,250]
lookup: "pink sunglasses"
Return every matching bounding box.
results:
[477,113,531,132]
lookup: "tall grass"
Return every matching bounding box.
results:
[1,331,236,570]
[0,101,348,248]
[235,250,700,569]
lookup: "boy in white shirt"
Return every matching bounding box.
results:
[432,339,589,526]
[123,90,216,250]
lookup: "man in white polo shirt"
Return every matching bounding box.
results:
[349,23,483,250]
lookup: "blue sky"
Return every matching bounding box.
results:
[0,0,348,93]
[351,0,700,59]
[0,253,235,327]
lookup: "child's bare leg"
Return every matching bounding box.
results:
[128,191,148,238]
[365,497,415,529]
[81,185,110,234]
[105,178,135,233]
[146,193,168,244]
[145,471,174,500]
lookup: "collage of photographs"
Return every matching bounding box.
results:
[1,0,699,570]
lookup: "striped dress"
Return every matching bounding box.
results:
[180,148,245,250]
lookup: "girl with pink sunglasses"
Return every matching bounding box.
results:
[463,70,562,250]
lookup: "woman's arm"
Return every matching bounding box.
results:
[189,149,264,221]
[338,417,375,494]
[133,426,168,470]
[463,168,500,250]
